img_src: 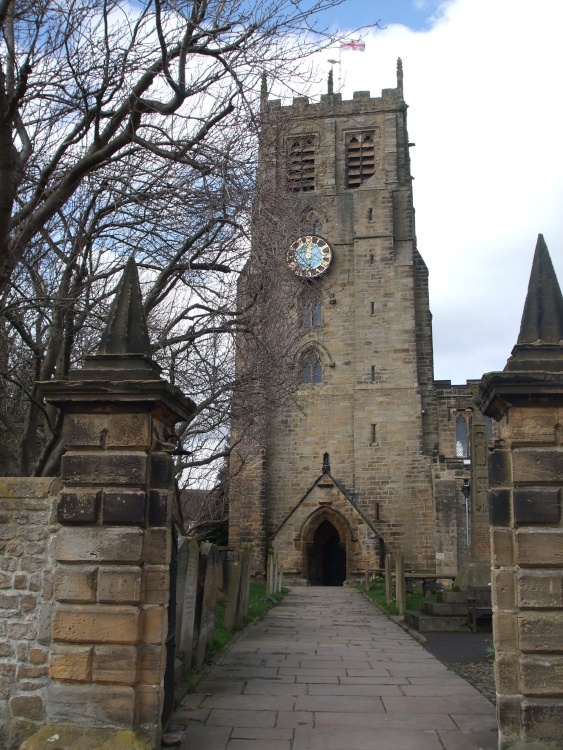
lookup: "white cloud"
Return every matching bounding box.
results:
[310,0,563,383]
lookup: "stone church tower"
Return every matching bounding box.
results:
[230,63,470,582]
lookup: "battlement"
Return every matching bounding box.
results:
[264,59,405,118]
[265,87,404,118]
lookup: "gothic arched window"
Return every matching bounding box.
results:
[302,350,322,384]
[303,299,322,328]
[287,136,316,192]
[455,414,469,458]
[347,132,375,188]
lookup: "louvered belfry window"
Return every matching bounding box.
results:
[287,136,316,192]
[347,132,375,188]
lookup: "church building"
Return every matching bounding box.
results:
[229,62,492,583]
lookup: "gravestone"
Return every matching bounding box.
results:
[178,537,200,667]
[267,551,275,596]
[193,542,220,667]
[395,551,406,615]
[223,561,242,631]
[235,545,252,628]
[175,537,189,646]
[385,553,392,604]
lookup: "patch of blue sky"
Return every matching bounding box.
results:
[309,0,446,35]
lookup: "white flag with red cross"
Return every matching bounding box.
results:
[340,40,366,52]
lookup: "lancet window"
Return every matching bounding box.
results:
[346,132,375,188]
[287,136,316,192]
[302,350,322,384]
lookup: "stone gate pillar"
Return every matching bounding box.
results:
[479,235,563,750]
[30,258,195,749]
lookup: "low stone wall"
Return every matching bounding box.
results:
[0,478,58,750]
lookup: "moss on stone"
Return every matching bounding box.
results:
[20,725,154,750]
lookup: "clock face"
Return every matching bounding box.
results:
[287,236,333,278]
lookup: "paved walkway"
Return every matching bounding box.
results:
[173,587,498,750]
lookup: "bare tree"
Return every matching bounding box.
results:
[0,0,358,477]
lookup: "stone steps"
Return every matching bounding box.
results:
[404,609,471,633]
[420,600,469,617]
[437,590,469,604]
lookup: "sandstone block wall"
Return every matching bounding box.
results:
[483,378,563,749]
[0,479,57,750]
[40,403,177,748]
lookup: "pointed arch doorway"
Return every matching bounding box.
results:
[306,518,347,586]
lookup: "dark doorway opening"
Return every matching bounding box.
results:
[308,520,346,586]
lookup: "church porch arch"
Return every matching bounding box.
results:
[299,507,353,586]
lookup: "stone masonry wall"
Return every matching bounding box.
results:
[483,380,563,749]
[39,402,179,749]
[0,479,57,750]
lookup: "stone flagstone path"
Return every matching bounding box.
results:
[172,587,498,750]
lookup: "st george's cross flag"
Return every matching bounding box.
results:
[340,40,366,52]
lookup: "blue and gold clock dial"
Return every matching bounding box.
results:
[287,235,333,278]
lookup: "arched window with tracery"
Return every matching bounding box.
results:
[287,136,316,192]
[347,132,375,188]
[302,350,322,384]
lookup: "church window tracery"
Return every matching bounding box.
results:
[347,132,375,188]
[287,136,316,192]
[302,350,322,384]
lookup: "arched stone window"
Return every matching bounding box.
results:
[302,350,322,384]
[303,298,322,328]
[455,414,469,458]
[287,136,315,192]
[303,211,323,235]
[347,132,375,188]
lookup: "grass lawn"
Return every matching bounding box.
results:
[210,582,287,656]
[358,582,436,616]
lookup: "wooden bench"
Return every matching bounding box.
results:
[466,586,492,632]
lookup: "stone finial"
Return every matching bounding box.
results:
[397,57,404,96]
[516,234,563,345]
[505,234,563,372]
[260,72,268,110]
[99,256,152,356]
[328,68,334,95]
[71,256,162,380]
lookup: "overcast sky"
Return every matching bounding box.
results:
[289,0,563,383]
